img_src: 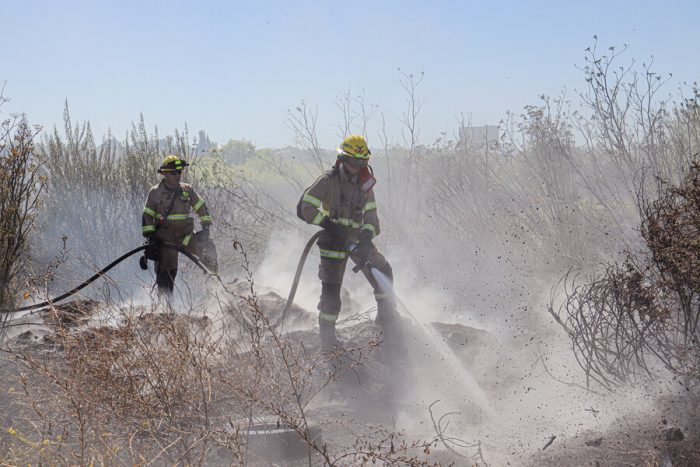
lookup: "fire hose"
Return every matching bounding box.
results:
[272,230,321,331]
[0,243,213,314]
[2,231,365,333]
[273,231,371,331]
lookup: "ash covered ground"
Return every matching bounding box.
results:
[2,280,698,466]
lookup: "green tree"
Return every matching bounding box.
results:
[219,138,255,165]
[0,117,45,310]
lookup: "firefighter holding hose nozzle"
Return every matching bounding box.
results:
[297,135,401,350]
[140,155,217,298]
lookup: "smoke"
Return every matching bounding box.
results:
[10,90,694,464]
[32,171,682,465]
[254,229,322,315]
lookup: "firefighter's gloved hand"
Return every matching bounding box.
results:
[354,229,373,260]
[358,228,373,244]
[144,237,160,262]
[320,217,343,237]
[199,225,210,243]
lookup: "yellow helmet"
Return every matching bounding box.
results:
[158,155,189,173]
[338,134,371,160]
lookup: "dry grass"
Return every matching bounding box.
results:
[1,269,442,465]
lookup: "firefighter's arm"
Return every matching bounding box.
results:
[361,190,380,238]
[141,190,158,237]
[190,189,212,227]
[299,175,330,226]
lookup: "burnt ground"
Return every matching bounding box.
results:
[1,296,699,466]
[303,321,700,466]
[527,392,700,466]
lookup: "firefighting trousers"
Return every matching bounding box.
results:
[316,240,399,330]
[154,233,216,295]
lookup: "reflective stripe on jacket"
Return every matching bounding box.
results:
[142,181,212,242]
[298,164,380,238]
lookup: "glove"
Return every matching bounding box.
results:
[144,237,161,262]
[354,229,373,259]
[319,217,343,237]
[139,255,148,270]
[199,225,210,243]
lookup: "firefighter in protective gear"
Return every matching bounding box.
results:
[297,135,400,350]
[141,155,215,296]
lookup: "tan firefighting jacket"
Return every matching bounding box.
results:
[299,164,380,240]
[142,180,212,246]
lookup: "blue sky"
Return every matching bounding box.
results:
[3,0,699,148]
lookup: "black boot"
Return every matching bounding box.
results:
[318,282,342,350]
[156,268,177,297]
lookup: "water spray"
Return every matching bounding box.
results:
[361,258,497,419]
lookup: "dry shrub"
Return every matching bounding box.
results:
[552,257,669,390]
[642,162,700,306]
[426,41,700,279]
[641,162,700,377]
[36,108,193,268]
[0,115,45,318]
[30,107,276,302]
[2,277,440,465]
[3,310,245,465]
[550,162,700,390]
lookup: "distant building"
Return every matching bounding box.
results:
[458,125,500,150]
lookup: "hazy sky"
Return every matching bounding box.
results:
[3,0,699,149]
